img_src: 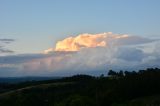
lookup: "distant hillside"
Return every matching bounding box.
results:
[0,68,160,106]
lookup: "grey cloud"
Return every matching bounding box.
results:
[0,39,15,44]
[116,47,146,61]
[0,48,14,53]
[0,54,45,64]
[0,52,75,64]
[0,39,15,42]
[115,36,157,46]
[0,38,15,54]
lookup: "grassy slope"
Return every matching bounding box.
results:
[0,75,95,106]
[0,82,73,97]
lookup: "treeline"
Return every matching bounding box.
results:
[0,68,160,106]
[108,68,160,77]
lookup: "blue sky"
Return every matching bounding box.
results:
[0,0,160,76]
[0,0,160,54]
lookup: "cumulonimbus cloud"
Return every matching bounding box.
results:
[0,32,159,77]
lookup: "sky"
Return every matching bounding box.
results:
[0,0,160,76]
[1,0,160,53]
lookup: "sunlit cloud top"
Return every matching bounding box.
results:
[44,32,129,53]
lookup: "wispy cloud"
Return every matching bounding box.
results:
[0,39,15,42]
[0,38,15,55]
[0,48,14,53]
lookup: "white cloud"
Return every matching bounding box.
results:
[44,32,129,53]
[0,32,159,77]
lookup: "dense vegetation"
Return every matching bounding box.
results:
[1,68,160,106]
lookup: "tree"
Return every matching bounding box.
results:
[108,70,117,76]
[118,70,124,77]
